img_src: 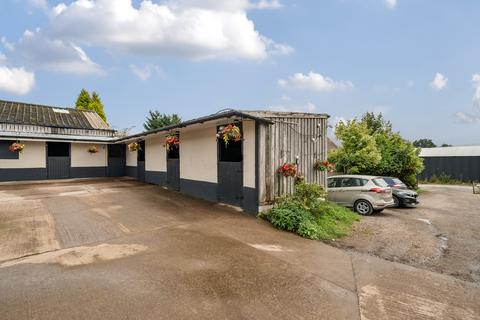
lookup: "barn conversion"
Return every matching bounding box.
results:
[419,146,480,182]
[0,99,329,213]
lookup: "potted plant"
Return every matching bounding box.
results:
[217,123,242,146]
[164,134,180,151]
[128,142,141,152]
[9,142,25,153]
[313,160,336,172]
[277,163,297,177]
[88,145,99,154]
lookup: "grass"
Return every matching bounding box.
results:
[419,174,470,186]
[258,183,360,241]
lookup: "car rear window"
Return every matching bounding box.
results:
[392,178,404,185]
[340,178,368,187]
[373,178,389,187]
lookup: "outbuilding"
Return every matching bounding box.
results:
[119,110,329,213]
[0,99,119,181]
[419,146,480,182]
[0,99,329,214]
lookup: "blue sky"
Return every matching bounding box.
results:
[1,0,479,145]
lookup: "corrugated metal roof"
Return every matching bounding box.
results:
[0,99,111,131]
[420,146,480,157]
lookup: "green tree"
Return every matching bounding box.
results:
[75,89,91,110]
[143,110,181,131]
[89,91,107,122]
[329,113,424,188]
[413,139,437,148]
[328,120,381,174]
[441,143,452,147]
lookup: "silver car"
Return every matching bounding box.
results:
[327,175,394,215]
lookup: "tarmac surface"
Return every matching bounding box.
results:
[0,178,478,319]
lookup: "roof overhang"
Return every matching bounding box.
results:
[0,132,117,144]
[117,110,274,142]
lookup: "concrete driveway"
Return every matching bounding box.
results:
[0,179,478,319]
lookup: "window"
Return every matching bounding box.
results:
[48,142,70,157]
[217,124,242,162]
[167,146,179,159]
[327,178,336,188]
[0,141,19,160]
[137,141,145,162]
[373,178,389,187]
[339,178,368,188]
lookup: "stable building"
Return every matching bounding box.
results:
[0,99,121,180]
[120,110,329,213]
[0,99,329,213]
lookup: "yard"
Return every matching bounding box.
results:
[0,179,478,319]
[333,184,480,284]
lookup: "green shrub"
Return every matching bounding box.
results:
[259,183,359,240]
[419,174,467,185]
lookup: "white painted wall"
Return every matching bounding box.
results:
[126,144,137,167]
[243,120,256,188]
[145,135,166,172]
[180,126,217,183]
[71,143,107,167]
[0,140,46,168]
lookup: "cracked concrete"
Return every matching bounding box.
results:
[0,178,479,319]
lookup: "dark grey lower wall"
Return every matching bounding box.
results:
[145,171,167,186]
[126,166,137,178]
[0,168,47,182]
[180,179,218,203]
[242,187,258,214]
[419,156,480,182]
[70,167,107,178]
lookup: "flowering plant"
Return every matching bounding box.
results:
[277,163,297,177]
[128,142,141,152]
[164,134,180,151]
[313,160,336,172]
[9,142,25,153]
[88,145,99,154]
[217,123,242,146]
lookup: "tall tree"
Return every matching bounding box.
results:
[75,89,91,110]
[413,139,437,148]
[89,91,107,122]
[329,113,424,188]
[143,110,181,131]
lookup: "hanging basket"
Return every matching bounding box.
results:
[128,142,141,152]
[313,160,336,173]
[217,123,242,146]
[9,142,25,153]
[88,145,99,154]
[277,163,297,177]
[164,134,180,151]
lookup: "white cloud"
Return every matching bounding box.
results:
[14,29,102,75]
[250,0,283,9]
[1,37,14,52]
[430,72,448,91]
[129,64,165,81]
[455,111,480,124]
[27,0,49,10]
[385,0,397,9]
[0,66,35,95]
[0,52,6,64]
[279,71,354,92]
[39,0,289,61]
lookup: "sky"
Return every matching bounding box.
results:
[0,0,479,145]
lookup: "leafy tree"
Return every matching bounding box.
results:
[143,110,181,131]
[75,89,91,110]
[328,120,381,174]
[75,89,107,123]
[89,91,107,122]
[413,139,437,148]
[441,143,452,147]
[329,113,424,187]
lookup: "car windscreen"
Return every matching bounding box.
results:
[373,178,389,188]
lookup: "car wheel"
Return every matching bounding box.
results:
[392,196,400,208]
[354,200,374,215]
